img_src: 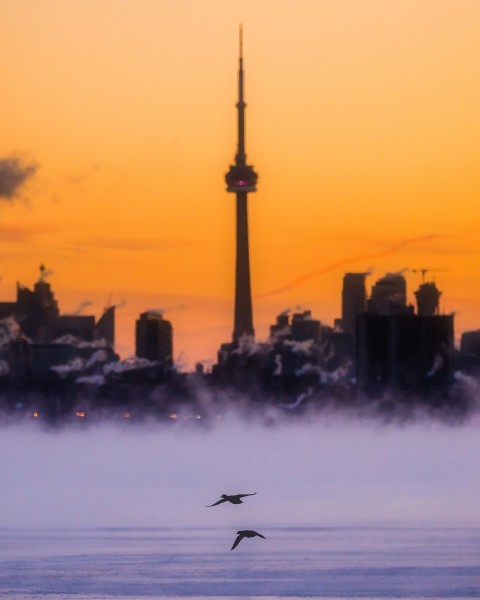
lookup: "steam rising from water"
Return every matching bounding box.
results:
[1,416,479,529]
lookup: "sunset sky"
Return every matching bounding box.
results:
[2,0,480,369]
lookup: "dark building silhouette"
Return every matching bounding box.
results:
[7,336,30,378]
[458,329,480,373]
[56,315,95,340]
[0,267,119,381]
[357,314,453,394]
[269,310,322,389]
[95,305,115,346]
[414,281,441,316]
[270,310,321,343]
[290,310,321,342]
[342,272,367,334]
[368,272,411,315]
[270,312,290,339]
[225,26,258,344]
[0,265,115,346]
[16,267,60,341]
[460,330,480,358]
[0,302,16,319]
[135,311,173,367]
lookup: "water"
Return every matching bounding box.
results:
[1,526,479,598]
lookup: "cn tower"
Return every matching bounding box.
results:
[225,26,258,344]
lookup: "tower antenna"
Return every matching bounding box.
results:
[239,24,243,59]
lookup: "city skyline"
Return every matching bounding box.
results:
[2,1,480,369]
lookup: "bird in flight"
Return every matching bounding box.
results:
[231,529,266,551]
[205,492,256,507]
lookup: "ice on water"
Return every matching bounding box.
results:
[1,526,479,599]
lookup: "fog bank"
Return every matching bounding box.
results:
[1,417,479,528]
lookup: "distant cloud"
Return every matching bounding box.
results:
[66,163,100,188]
[0,223,60,243]
[79,236,199,252]
[258,234,444,298]
[0,156,37,201]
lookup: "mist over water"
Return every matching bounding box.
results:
[1,414,479,530]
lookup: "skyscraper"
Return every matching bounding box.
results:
[356,314,453,394]
[135,311,173,367]
[95,305,115,346]
[368,273,408,315]
[225,26,258,344]
[414,281,441,316]
[341,272,367,334]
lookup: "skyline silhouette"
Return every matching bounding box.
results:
[1,2,480,368]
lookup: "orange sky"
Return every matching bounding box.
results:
[1,0,480,369]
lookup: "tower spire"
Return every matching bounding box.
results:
[236,24,246,166]
[225,27,258,344]
[239,23,243,60]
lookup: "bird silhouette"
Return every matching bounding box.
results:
[231,529,266,550]
[205,492,256,507]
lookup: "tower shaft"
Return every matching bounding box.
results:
[234,192,254,341]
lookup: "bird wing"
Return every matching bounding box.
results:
[255,532,266,539]
[238,492,257,498]
[231,533,245,550]
[205,498,227,507]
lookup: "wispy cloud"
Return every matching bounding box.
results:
[0,223,61,243]
[77,236,199,252]
[65,163,100,188]
[0,155,37,202]
[258,234,444,298]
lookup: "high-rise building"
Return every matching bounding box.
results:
[56,315,95,340]
[269,310,321,342]
[341,273,367,333]
[95,305,115,346]
[225,26,258,344]
[460,330,480,358]
[356,314,453,394]
[135,311,173,366]
[16,265,60,341]
[0,265,116,346]
[414,282,441,316]
[368,273,409,315]
[270,312,290,340]
[291,310,321,342]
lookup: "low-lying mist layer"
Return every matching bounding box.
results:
[1,415,479,529]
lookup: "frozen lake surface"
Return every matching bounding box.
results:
[1,526,479,599]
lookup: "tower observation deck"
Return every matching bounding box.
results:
[225,26,258,344]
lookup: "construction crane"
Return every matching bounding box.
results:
[411,268,448,283]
